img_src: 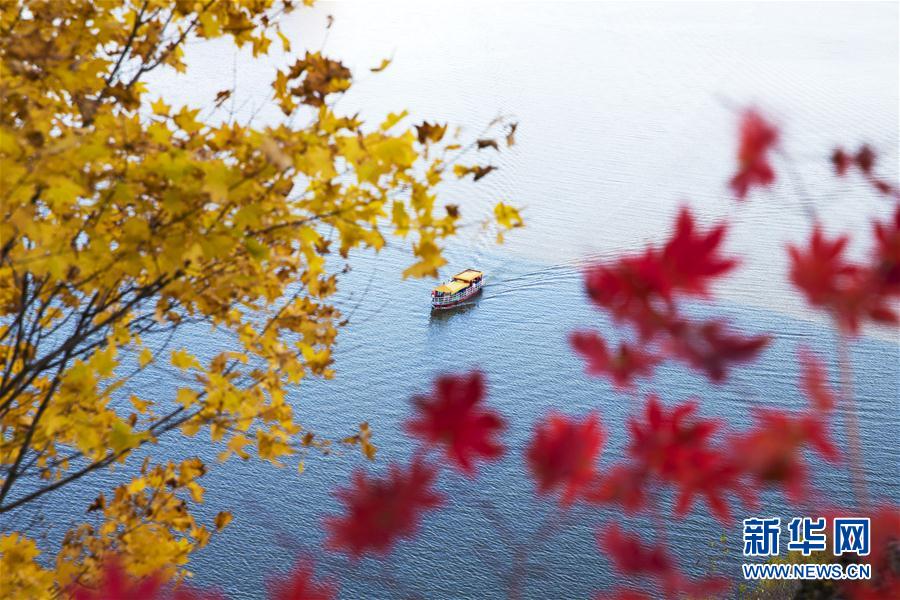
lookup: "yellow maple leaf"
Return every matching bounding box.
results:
[176,388,199,407]
[494,201,524,230]
[150,97,170,116]
[138,347,153,368]
[214,511,233,532]
[171,349,198,370]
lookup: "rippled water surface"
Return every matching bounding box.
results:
[9,3,899,599]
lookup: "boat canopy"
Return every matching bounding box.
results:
[453,269,483,283]
[434,280,468,295]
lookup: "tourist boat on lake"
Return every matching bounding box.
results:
[431,269,484,309]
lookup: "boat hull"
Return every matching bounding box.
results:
[431,279,484,309]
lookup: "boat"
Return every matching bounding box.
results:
[431,269,485,309]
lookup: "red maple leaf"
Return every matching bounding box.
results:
[267,558,337,600]
[661,207,737,295]
[729,109,778,199]
[873,204,900,294]
[789,226,898,332]
[855,145,876,174]
[585,463,648,513]
[569,331,659,388]
[672,451,753,523]
[822,505,900,600]
[831,146,899,197]
[627,396,719,478]
[666,319,770,382]
[578,211,763,384]
[624,395,747,522]
[71,560,164,600]
[584,250,673,339]
[526,412,605,506]
[405,371,505,476]
[324,459,443,558]
[732,409,839,502]
[832,148,852,176]
[846,576,900,600]
[597,525,729,598]
[789,227,856,306]
[600,524,672,575]
[582,208,738,341]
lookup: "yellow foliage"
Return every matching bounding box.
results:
[494,202,525,242]
[0,0,520,595]
[0,534,55,599]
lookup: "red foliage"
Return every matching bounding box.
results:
[596,525,729,598]
[831,145,899,198]
[569,331,659,388]
[626,396,719,481]
[731,409,839,502]
[661,207,737,295]
[730,109,778,199]
[526,412,605,506]
[789,221,899,333]
[818,505,900,600]
[848,577,900,600]
[832,148,852,176]
[267,559,337,600]
[71,559,222,600]
[600,524,671,575]
[858,505,900,576]
[583,208,736,330]
[789,227,855,307]
[626,396,747,522]
[405,371,505,476]
[855,145,875,174]
[588,391,841,522]
[873,204,900,293]
[799,348,836,412]
[873,179,896,196]
[75,113,897,600]
[584,249,673,339]
[71,561,163,600]
[665,319,769,382]
[576,207,764,386]
[586,464,648,513]
[324,460,443,558]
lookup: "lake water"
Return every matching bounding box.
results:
[7,2,899,599]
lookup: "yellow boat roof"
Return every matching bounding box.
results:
[434,280,468,294]
[453,269,483,283]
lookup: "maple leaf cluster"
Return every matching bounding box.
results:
[572,206,769,387]
[595,525,728,599]
[832,145,900,198]
[565,108,898,599]
[789,206,900,333]
[587,386,839,523]
[527,412,606,506]
[323,372,506,559]
[324,459,444,558]
[405,372,505,476]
